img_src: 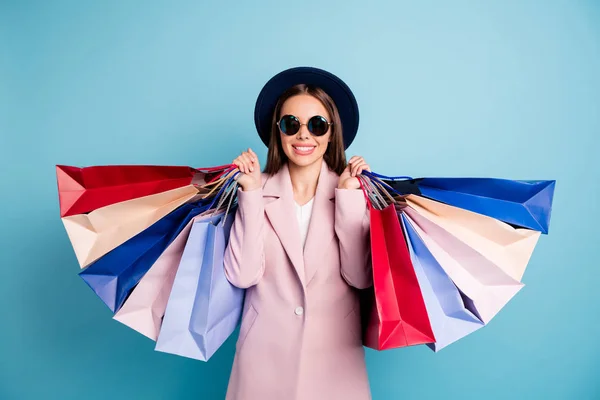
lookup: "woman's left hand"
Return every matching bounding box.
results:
[338,155,371,190]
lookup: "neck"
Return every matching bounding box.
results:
[288,159,322,203]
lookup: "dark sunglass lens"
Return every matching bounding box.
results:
[308,116,329,136]
[280,115,300,135]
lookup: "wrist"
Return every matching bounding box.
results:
[337,182,355,190]
[241,183,261,191]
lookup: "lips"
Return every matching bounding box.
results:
[292,145,316,156]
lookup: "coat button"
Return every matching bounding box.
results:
[294,306,304,316]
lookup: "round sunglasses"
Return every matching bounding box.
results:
[277,115,333,136]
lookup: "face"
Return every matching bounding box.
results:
[278,94,332,169]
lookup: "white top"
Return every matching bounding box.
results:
[295,197,315,249]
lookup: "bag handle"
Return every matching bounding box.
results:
[361,171,406,197]
[211,171,240,226]
[195,164,237,173]
[366,176,390,210]
[204,165,238,184]
[207,170,239,211]
[357,175,372,209]
[357,175,388,210]
[362,171,412,181]
[214,174,239,211]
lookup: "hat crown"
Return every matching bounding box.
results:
[254,66,359,150]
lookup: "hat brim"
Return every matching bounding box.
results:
[254,67,359,150]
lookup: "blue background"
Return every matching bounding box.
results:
[1,1,599,399]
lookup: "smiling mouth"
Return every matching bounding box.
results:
[292,145,316,155]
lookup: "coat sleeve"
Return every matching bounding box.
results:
[334,188,373,289]
[224,187,266,289]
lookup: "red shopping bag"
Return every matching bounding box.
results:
[361,202,436,350]
[56,164,233,217]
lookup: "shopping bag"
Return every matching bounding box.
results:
[113,211,217,340]
[56,164,231,217]
[361,203,435,350]
[403,207,524,324]
[405,195,540,282]
[62,185,199,268]
[384,177,555,234]
[155,213,242,361]
[401,214,484,351]
[79,200,210,313]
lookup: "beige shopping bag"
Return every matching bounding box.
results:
[62,185,199,268]
[405,195,541,282]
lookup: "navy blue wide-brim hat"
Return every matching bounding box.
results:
[254,66,359,150]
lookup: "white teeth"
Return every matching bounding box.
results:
[295,146,314,151]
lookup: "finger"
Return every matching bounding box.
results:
[243,151,255,162]
[351,160,365,177]
[349,157,364,170]
[248,148,258,163]
[244,158,254,174]
[357,164,370,175]
[348,156,361,166]
[235,153,244,171]
[351,164,359,177]
[244,149,256,162]
[355,161,368,177]
[241,153,255,172]
[237,156,249,174]
[233,159,245,173]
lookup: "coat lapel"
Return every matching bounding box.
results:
[303,161,337,286]
[263,163,306,286]
[263,161,338,288]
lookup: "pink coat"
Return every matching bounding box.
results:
[224,160,373,400]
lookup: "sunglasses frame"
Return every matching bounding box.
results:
[277,114,334,136]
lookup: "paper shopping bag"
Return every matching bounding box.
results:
[56,164,232,217]
[401,214,484,351]
[362,204,435,350]
[155,213,243,361]
[112,211,218,340]
[385,177,555,234]
[403,207,524,324]
[79,201,210,313]
[405,195,540,282]
[62,185,199,268]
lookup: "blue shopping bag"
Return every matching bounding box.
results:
[155,211,243,361]
[373,172,555,234]
[79,200,210,313]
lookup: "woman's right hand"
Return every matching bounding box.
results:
[233,148,262,191]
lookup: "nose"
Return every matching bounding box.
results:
[296,124,311,140]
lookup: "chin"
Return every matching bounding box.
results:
[289,157,318,168]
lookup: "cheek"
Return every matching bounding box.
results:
[316,135,330,150]
[279,134,292,147]
[279,134,294,156]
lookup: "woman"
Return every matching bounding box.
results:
[224,67,373,400]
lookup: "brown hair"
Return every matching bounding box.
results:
[263,84,347,176]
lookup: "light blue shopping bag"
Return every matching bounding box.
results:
[155,211,243,360]
[401,213,484,351]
